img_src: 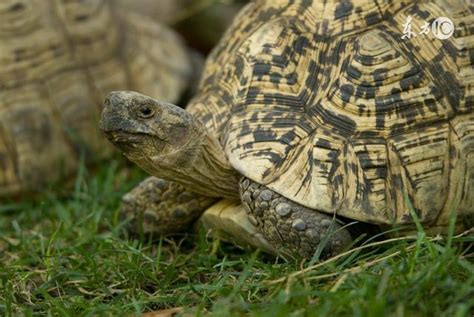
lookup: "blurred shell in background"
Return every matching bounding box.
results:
[0,0,196,197]
[117,0,182,25]
[118,0,248,53]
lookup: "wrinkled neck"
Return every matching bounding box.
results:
[136,131,240,199]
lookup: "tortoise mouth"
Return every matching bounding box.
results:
[104,130,148,152]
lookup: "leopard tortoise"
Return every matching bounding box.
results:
[0,0,196,196]
[100,0,474,257]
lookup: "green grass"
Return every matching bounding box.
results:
[0,160,473,316]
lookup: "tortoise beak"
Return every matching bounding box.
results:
[100,91,134,133]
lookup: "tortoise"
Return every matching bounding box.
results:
[0,0,197,196]
[100,0,474,257]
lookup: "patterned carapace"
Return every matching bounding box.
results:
[186,0,473,226]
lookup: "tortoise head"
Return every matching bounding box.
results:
[100,91,201,174]
[100,91,240,198]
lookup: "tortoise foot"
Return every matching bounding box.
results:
[240,178,352,258]
[121,176,216,237]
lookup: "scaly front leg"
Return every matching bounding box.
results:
[121,176,217,236]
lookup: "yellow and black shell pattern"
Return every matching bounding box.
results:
[0,0,193,196]
[187,0,474,227]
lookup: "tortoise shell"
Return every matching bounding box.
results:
[186,0,474,226]
[0,0,193,196]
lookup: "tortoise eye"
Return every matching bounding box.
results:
[137,105,154,118]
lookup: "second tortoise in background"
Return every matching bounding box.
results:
[118,0,249,54]
[101,0,474,257]
[0,0,198,197]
